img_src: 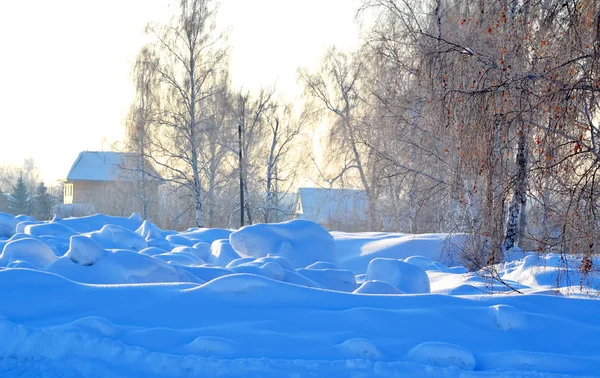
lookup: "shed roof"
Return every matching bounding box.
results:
[65,151,159,182]
[296,187,368,223]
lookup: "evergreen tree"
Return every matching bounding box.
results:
[8,175,30,215]
[34,182,54,220]
[0,188,6,213]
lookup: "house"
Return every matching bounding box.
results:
[59,151,161,218]
[294,187,368,231]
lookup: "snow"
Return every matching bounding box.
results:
[24,222,77,239]
[0,237,57,268]
[136,220,166,239]
[89,224,147,251]
[353,280,404,294]
[296,267,357,292]
[229,219,338,268]
[15,220,36,233]
[57,213,143,233]
[0,212,18,238]
[46,249,201,284]
[333,232,464,274]
[180,228,232,244]
[207,239,240,266]
[365,258,431,294]
[65,235,107,266]
[0,214,599,377]
[406,341,476,370]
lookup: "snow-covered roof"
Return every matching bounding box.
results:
[296,187,368,223]
[65,151,159,182]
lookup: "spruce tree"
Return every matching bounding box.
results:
[8,175,30,215]
[34,182,54,220]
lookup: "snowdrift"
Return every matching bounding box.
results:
[0,213,599,377]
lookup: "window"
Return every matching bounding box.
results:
[64,183,74,204]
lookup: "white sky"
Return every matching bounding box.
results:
[0,0,361,185]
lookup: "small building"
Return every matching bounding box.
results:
[295,187,368,231]
[59,151,161,218]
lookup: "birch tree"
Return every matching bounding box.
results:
[362,0,600,267]
[142,0,228,227]
[126,47,160,220]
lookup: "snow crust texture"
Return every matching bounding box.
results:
[0,213,599,377]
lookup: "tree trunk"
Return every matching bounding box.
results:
[503,124,528,251]
[238,121,245,227]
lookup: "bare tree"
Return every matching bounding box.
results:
[361,0,600,268]
[260,103,311,223]
[126,47,160,220]
[140,0,228,227]
[234,88,276,225]
[299,47,379,229]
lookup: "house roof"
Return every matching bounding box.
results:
[296,187,368,223]
[65,151,159,182]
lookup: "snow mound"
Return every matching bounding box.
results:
[226,257,256,268]
[181,266,232,282]
[146,237,173,250]
[353,280,404,294]
[207,239,240,266]
[404,255,438,271]
[489,304,526,331]
[296,268,356,292]
[89,224,147,251]
[15,214,36,222]
[16,220,36,233]
[282,269,320,287]
[138,247,167,256]
[407,341,476,370]
[46,250,201,284]
[338,338,383,359]
[366,258,430,294]
[229,220,338,268]
[65,235,107,266]
[0,212,18,238]
[0,238,57,268]
[191,242,211,260]
[153,252,205,266]
[185,336,239,357]
[65,316,120,338]
[38,235,70,256]
[230,261,285,281]
[171,246,209,261]
[501,253,600,292]
[180,228,232,244]
[306,261,339,270]
[57,213,143,233]
[135,220,165,239]
[166,234,196,246]
[25,222,77,239]
[254,255,295,271]
[334,233,460,274]
[202,273,276,294]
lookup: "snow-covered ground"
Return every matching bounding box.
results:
[0,212,599,377]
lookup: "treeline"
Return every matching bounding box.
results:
[127,0,599,265]
[0,162,57,221]
[334,0,600,266]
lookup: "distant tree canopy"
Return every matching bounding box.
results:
[126,0,307,229]
[121,0,599,271]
